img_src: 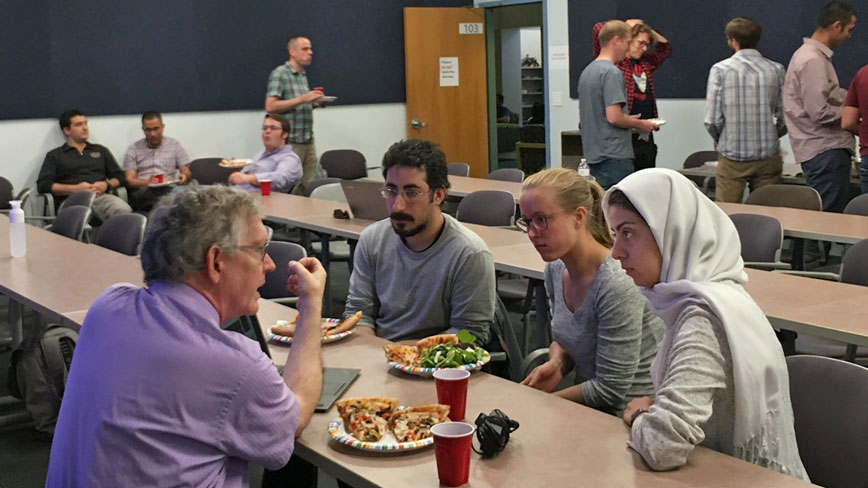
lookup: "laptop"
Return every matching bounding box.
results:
[221,315,360,412]
[340,180,391,221]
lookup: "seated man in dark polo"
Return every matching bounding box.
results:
[343,139,495,344]
[228,113,303,194]
[36,109,132,220]
[46,185,325,486]
[123,111,192,212]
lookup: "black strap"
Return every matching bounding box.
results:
[472,409,519,458]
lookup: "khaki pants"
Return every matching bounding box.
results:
[291,142,321,194]
[715,152,783,203]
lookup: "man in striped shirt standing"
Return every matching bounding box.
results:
[704,17,787,203]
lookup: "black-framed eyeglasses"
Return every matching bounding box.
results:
[515,214,560,233]
[236,226,273,262]
[378,186,430,201]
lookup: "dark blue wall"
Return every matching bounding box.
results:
[1,0,469,120]
[568,0,866,99]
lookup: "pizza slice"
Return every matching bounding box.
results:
[415,334,459,351]
[389,404,451,442]
[335,397,399,442]
[383,344,420,366]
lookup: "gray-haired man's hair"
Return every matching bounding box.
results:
[141,185,264,285]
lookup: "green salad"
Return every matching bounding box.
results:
[418,330,487,368]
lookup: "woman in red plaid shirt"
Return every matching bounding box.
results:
[593,19,672,171]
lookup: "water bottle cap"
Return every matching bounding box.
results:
[10,200,21,209]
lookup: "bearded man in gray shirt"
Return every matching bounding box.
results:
[343,139,495,344]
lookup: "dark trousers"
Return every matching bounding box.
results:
[589,158,634,190]
[261,454,317,488]
[801,148,852,213]
[130,186,173,213]
[631,132,657,172]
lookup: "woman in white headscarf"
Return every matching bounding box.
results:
[602,168,808,480]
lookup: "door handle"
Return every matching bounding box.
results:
[410,119,427,130]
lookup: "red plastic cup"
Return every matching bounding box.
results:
[313,87,324,94]
[434,369,470,421]
[154,174,164,184]
[432,422,475,487]
[260,179,272,196]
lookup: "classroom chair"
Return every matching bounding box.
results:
[843,193,868,216]
[729,213,788,270]
[456,190,515,227]
[447,162,470,177]
[320,150,366,180]
[787,354,868,488]
[259,241,307,305]
[303,177,342,197]
[189,157,237,185]
[49,206,91,242]
[682,150,719,197]
[486,168,524,183]
[94,213,147,256]
[745,184,823,270]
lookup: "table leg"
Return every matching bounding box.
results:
[791,238,805,271]
[9,300,23,350]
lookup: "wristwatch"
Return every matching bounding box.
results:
[105,179,113,190]
[628,407,648,426]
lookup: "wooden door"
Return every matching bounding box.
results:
[404,7,488,178]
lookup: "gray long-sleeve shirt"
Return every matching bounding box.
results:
[343,215,494,344]
[545,256,663,416]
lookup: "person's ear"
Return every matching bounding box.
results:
[433,187,447,206]
[205,245,223,284]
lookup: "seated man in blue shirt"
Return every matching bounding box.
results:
[229,113,303,193]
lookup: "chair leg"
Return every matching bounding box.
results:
[844,344,857,362]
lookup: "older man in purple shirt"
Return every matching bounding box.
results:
[229,113,303,193]
[783,1,857,213]
[46,186,325,487]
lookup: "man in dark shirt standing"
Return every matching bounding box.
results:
[37,109,131,221]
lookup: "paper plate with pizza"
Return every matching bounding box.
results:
[384,331,490,377]
[328,397,450,451]
[218,158,254,168]
[268,311,361,344]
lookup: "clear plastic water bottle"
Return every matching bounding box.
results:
[577,158,595,181]
[9,200,26,257]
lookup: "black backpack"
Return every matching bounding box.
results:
[7,324,78,435]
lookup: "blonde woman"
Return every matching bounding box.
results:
[519,169,663,416]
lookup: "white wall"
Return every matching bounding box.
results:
[1,104,407,191]
[520,27,542,64]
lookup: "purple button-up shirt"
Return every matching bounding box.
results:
[123,136,191,178]
[236,144,302,193]
[783,37,855,163]
[46,282,299,488]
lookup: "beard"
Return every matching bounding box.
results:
[390,212,428,238]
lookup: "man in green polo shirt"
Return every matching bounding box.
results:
[265,36,325,195]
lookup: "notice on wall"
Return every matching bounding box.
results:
[439,57,459,87]
[459,23,483,34]
[549,45,569,70]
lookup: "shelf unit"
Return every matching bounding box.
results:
[521,67,544,121]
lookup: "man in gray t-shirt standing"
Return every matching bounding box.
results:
[343,139,495,344]
[579,20,659,189]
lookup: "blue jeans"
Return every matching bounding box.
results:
[801,149,852,213]
[860,156,868,194]
[590,158,634,190]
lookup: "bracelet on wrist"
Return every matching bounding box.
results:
[628,407,648,426]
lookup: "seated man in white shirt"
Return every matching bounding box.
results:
[229,113,303,193]
[123,111,192,211]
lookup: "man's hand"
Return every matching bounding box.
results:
[630,115,659,132]
[287,257,327,303]
[88,181,109,195]
[520,360,564,393]
[302,90,325,104]
[148,175,162,185]
[227,172,254,185]
[623,396,654,426]
[177,172,189,184]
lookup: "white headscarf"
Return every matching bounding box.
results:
[602,168,789,448]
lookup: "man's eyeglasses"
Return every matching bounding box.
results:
[516,214,558,233]
[378,187,429,201]
[236,226,273,262]
[261,125,283,132]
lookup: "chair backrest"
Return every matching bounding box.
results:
[259,241,308,299]
[51,206,92,241]
[843,193,868,216]
[309,182,347,203]
[787,354,868,488]
[486,168,524,183]
[303,177,342,197]
[729,213,783,263]
[0,176,13,210]
[491,295,525,381]
[682,150,719,169]
[447,163,470,177]
[59,190,96,211]
[189,158,238,185]
[840,238,868,287]
[320,149,367,180]
[456,190,516,227]
[94,213,147,256]
[744,184,822,210]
